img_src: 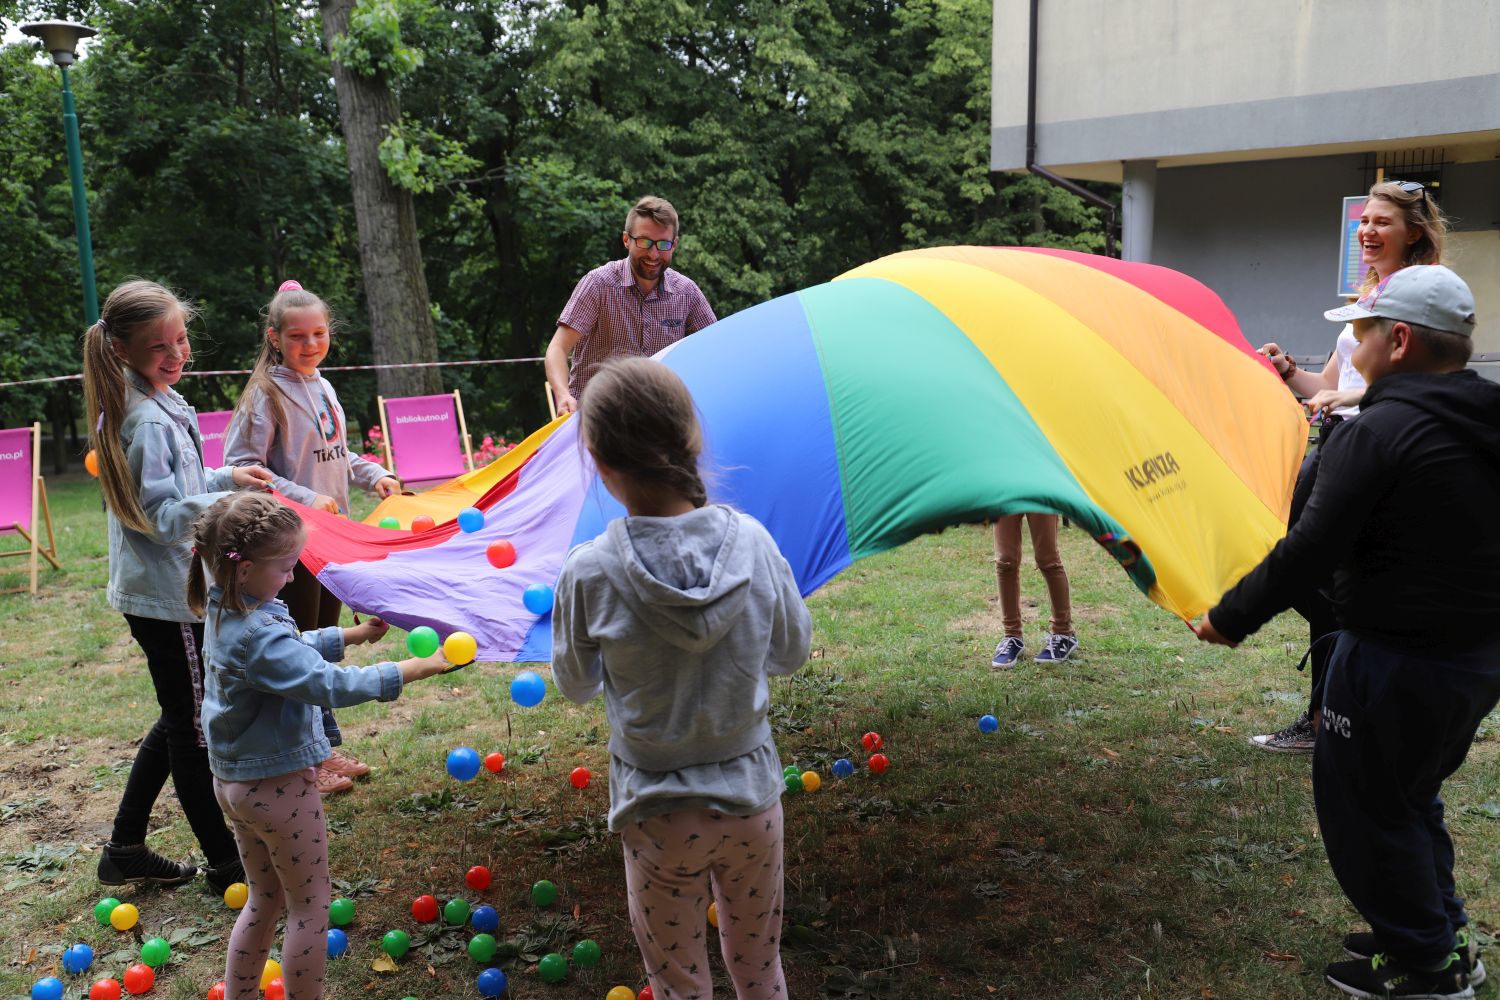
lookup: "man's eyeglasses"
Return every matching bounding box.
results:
[625,232,675,252]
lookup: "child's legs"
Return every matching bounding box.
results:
[708,801,787,1000]
[992,515,1024,637]
[1025,513,1072,635]
[621,815,714,999]
[109,717,171,845]
[279,568,345,748]
[216,770,330,1000]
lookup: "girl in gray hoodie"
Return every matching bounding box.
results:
[552,357,812,1000]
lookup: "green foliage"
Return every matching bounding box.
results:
[329,0,426,80]
[378,117,480,193]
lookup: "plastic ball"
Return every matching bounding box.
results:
[486,539,517,569]
[476,968,508,998]
[381,929,411,960]
[265,980,285,1000]
[32,977,64,1000]
[259,960,282,991]
[531,879,558,908]
[406,625,440,658]
[411,894,439,923]
[832,758,855,778]
[443,897,471,925]
[861,731,884,752]
[84,449,100,477]
[537,953,567,984]
[572,939,602,968]
[140,937,171,968]
[94,897,121,925]
[707,901,719,928]
[378,516,400,530]
[443,631,478,667]
[639,987,654,1000]
[483,752,505,774]
[328,898,355,927]
[510,670,546,708]
[782,764,800,778]
[800,770,822,793]
[122,964,153,996]
[868,752,890,774]
[569,766,591,789]
[63,943,95,975]
[327,928,349,958]
[411,514,436,533]
[206,984,224,1000]
[522,583,555,615]
[468,933,498,963]
[223,881,249,908]
[447,746,482,781]
[466,865,492,890]
[606,989,636,1000]
[783,773,802,794]
[470,904,500,934]
[90,979,122,1000]
[457,507,485,532]
[109,902,140,931]
[978,714,1000,733]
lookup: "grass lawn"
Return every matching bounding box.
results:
[3,473,1498,999]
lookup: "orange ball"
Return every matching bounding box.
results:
[206,983,225,1000]
[84,449,100,477]
[483,752,505,773]
[486,539,517,568]
[122,964,153,996]
[411,514,436,533]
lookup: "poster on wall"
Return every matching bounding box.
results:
[1337,196,1365,297]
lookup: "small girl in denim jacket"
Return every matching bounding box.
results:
[189,493,449,1000]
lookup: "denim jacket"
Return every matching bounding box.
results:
[107,369,235,622]
[201,587,403,781]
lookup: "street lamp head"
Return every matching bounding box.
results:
[19,21,98,68]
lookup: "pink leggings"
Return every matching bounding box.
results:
[993,513,1072,637]
[622,801,786,1000]
[213,768,330,1000]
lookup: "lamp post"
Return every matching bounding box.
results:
[20,20,100,326]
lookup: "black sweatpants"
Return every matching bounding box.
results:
[1314,631,1500,966]
[1288,416,1348,718]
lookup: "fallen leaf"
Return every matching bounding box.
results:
[1263,950,1298,962]
[1102,748,1120,758]
[1279,873,1294,886]
[371,955,397,974]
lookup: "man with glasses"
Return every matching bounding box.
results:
[545,195,717,414]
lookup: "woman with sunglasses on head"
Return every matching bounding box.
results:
[1250,179,1449,754]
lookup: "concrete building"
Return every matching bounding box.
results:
[991,0,1500,359]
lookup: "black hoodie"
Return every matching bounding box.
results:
[1211,369,1500,650]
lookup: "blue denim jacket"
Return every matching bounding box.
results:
[201,587,403,781]
[107,369,235,622]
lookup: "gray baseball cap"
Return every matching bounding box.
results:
[1324,264,1477,336]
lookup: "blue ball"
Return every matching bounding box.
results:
[470,904,500,934]
[457,507,485,533]
[327,928,349,958]
[510,670,546,708]
[477,967,508,997]
[447,746,482,781]
[831,758,855,778]
[978,714,1000,733]
[522,583,555,615]
[62,944,94,975]
[32,978,64,1000]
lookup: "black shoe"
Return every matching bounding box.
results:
[1326,952,1473,999]
[1249,710,1316,753]
[97,842,197,887]
[1345,928,1486,988]
[203,857,245,896]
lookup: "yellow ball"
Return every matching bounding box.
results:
[260,960,282,991]
[109,902,139,931]
[223,881,249,909]
[707,901,718,928]
[800,770,822,793]
[606,988,636,1000]
[443,631,477,666]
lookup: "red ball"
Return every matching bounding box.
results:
[206,984,224,1000]
[466,865,492,891]
[861,732,884,752]
[122,964,154,996]
[483,752,505,774]
[485,539,517,568]
[411,515,436,533]
[640,988,655,1000]
[411,894,440,923]
[570,766,592,789]
[90,980,122,1000]
[265,980,285,1000]
[868,753,890,774]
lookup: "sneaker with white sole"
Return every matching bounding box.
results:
[97,842,197,888]
[1345,927,1485,988]
[1325,951,1472,999]
[1249,711,1316,754]
[991,636,1025,669]
[1034,633,1078,663]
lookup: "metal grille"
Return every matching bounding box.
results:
[1359,148,1446,199]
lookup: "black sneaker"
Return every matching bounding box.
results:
[1325,952,1472,999]
[97,843,198,887]
[1345,928,1486,988]
[1249,711,1316,754]
[203,857,245,896]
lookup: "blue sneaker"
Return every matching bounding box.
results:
[990,636,1025,669]
[1035,633,1079,663]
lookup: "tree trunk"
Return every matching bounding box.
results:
[319,0,442,401]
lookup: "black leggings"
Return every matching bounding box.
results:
[110,615,238,866]
[1288,417,1349,718]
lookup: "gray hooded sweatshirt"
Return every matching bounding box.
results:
[552,504,812,830]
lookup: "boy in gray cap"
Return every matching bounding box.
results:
[1197,265,1500,999]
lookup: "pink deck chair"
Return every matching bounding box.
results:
[196,410,234,469]
[0,423,62,595]
[377,391,475,489]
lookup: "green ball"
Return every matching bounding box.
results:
[782,764,800,778]
[443,897,471,925]
[140,937,171,968]
[571,939,601,968]
[537,952,567,983]
[94,897,121,925]
[784,773,803,793]
[381,929,411,960]
[467,933,497,964]
[406,625,440,658]
[530,879,558,908]
[379,516,401,529]
[328,897,356,927]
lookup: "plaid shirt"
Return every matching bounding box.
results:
[558,258,717,399]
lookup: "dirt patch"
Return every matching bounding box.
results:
[0,736,130,856]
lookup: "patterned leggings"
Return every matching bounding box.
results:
[213,769,330,1000]
[621,801,786,1000]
